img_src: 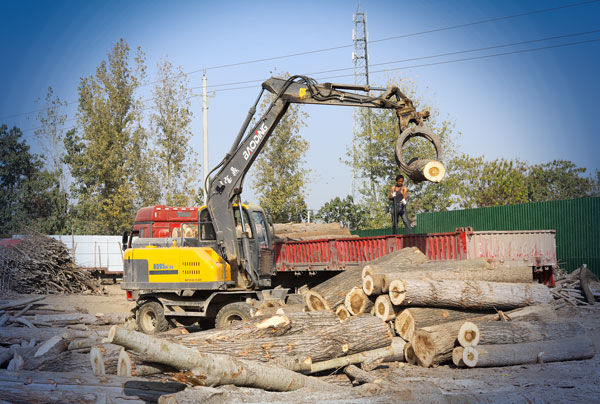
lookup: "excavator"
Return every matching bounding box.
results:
[121,75,443,334]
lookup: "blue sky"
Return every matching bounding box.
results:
[1,0,599,211]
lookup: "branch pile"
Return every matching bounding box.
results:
[551,264,600,307]
[0,234,100,294]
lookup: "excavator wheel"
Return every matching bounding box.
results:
[215,302,254,329]
[137,300,169,335]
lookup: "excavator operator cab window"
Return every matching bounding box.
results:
[199,209,216,240]
[234,208,253,239]
[252,211,270,248]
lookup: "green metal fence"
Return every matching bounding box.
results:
[352,197,600,275]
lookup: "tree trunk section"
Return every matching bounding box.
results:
[404,343,417,365]
[579,264,598,305]
[309,338,405,373]
[361,247,429,278]
[394,307,493,342]
[173,311,339,343]
[305,266,364,311]
[374,295,402,322]
[106,326,343,392]
[452,346,465,367]
[381,265,532,291]
[0,368,185,404]
[168,314,391,364]
[404,159,446,183]
[90,344,122,375]
[411,304,558,367]
[457,320,586,347]
[462,335,595,367]
[388,279,552,309]
[335,305,351,321]
[344,287,373,315]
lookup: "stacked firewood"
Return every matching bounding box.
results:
[301,247,595,369]
[0,233,100,294]
[551,264,599,308]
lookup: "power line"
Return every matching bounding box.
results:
[17,35,599,136]
[2,0,598,120]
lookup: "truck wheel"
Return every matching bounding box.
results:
[215,302,254,329]
[137,301,169,334]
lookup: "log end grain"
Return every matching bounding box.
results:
[457,321,480,348]
[394,310,415,342]
[117,349,132,377]
[412,330,435,368]
[335,305,350,321]
[304,291,332,312]
[345,287,369,316]
[388,279,406,305]
[452,347,465,367]
[90,346,105,376]
[462,346,478,368]
[374,295,396,322]
[404,343,417,365]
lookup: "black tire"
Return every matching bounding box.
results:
[137,300,169,335]
[214,302,254,329]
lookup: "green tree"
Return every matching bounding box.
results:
[33,86,69,233]
[151,58,199,206]
[251,80,310,223]
[449,154,529,208]
[64,39,151,234]
[346,77,458,228]
[315,195,368,230]
[0,125,65,235]
[526,160,594,202]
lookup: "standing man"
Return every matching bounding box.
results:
[389,174,412,234]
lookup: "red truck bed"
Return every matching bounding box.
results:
[275,228,556,285]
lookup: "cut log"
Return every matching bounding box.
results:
[0,326,106,344]
[388,279,552,309]
[579,264,598,305]
[380,266,532,293]
[309,338,405,373]
[173,311,339,344]
[412,304,558,367]
[169,314,392,364]
[404,159,446,183]
[335,305,350,321]
[90,344,122,375]
[404,343,417,365]
[118,350,178,377]
[343,364,386,386]
[452,347,465,367]
[361,247,429,279]
[68,336,104,350]
[34,335,67,357]
[394,307,494,342]
[106,326,343,392]
[304,265,364,311]
[344,287,373,315]
[457,320,586,348]
[462,335,596,368]
[0,368,185,404]
[362,274,385,296]
[0,296,46,311]
[374,295,402,322]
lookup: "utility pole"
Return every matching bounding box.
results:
[202,69,209,204]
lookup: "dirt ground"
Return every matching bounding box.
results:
[1,286,599,403]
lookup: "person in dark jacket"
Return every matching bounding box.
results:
[389,174,412,234]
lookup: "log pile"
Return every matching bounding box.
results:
[551,264,599,308]
[0,233,101,294]
[273,222,354,241]
[300,246,594,370]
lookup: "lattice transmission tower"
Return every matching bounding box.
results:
[351,3,371,197]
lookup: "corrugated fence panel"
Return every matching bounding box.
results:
[352,197,600,276]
